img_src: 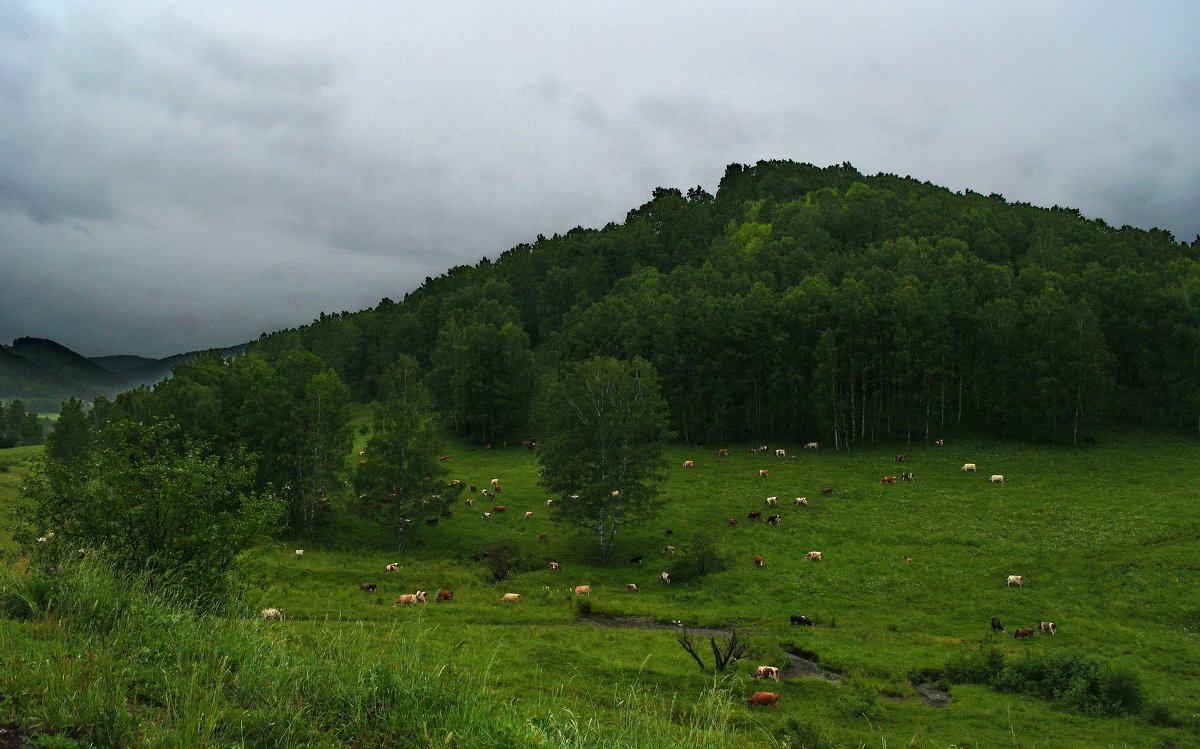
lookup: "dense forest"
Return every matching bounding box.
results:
[240,160,1200,445]
[82,160,1200,534]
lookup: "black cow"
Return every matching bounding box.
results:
[820,487,834,496]
[767,514,781,525]
[790,615,814,627]
[990,617,1004,632]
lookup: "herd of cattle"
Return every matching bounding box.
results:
[264,438,1058,711]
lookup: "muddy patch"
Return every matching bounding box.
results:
[782,651,845,681]
[914,682,951,707]
[577,613,736,637]
[0,723,29,748]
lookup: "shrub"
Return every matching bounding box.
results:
[998,651,1145,716]
[667,532,727,584]
[943,644,1005,684]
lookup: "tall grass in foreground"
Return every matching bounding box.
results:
[0,557,762,748]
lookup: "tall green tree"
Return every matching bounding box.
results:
[354,356,445,554]
[19,419,280,607]
[44,397,91,462]
[536,357,671,564]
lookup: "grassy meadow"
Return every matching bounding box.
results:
[1,430,1198,747]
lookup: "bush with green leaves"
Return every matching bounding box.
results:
[18,419,280,609]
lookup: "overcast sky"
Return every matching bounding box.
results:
[2,1,1197,358]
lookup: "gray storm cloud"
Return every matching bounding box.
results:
[2,0,1197,357]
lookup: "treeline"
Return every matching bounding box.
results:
[0,400,45,448]
[73,348,353,534]
[242,161,1200,445]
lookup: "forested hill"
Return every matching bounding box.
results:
[246,160,1200,445]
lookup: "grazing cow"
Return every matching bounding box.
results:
[1006,575,1024,587]
[525,511,534,519]
[747,511,762,520]
[767,514,781,525]
[659,571,671,584]
[385,562,400,573]
[717,448,729,457]
[438,455,450,462]
[523,440,538,450]
[358,451,365,456]
[360,583,378,593]
[394,591,427,605]
[611,490,622,497]
[437,590,454,602]
[728,518,740,526]
[490,479,500,487]
[794,497,808,506]
[753,555,764,567]
[574,585,591,596]
[805,442,819,449]
[902,555,913,562]
[294,549,305,557]
[775,449,786,457]
[1013,627,1035,639]
[630,556,643,564]
[501,593,521,603]
[664,545,676,554]
[1039,621,1057,635]
[900,472,914,481]
[790,615,814,626]
[758,469,771,477]
[549,562,561,570]
[881,476,898,484]
[450,479,462,486]
[469,485,478,492]
[539,533,548,541]
[627,583,639,593]
[465,498,475,507]
[766,496,778,505]
[492,505,507,512]
[544,499,555,507]
[934,439,944,446]
[894,455,908,463]
[683,460,695,468]
[753,666,781,681]
[746,692,781,709]
[665,528,674,536]
[482,512,492,519]
[358,460,367,466]
[961,463,977,472]
[820,487,834,496]
[805,551,823,561]
[759,445,768,453]
[991,617,1004,632]
[261,608,282,620]
[989,475,1005,483]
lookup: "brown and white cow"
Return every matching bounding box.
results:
[385,562,400,573]
[394,591,427,605]
[717,448,730,457]
[1006,575,1024,587]
[1039,621,1057,635]
[728,518,740,526]
[544,499,555,507]
[753,666,781,681]
[664,545,676,554]
[574,585,591,596]
[549,562,561,570]
[758,469,771,477]
[500,593,521,603]
[805,551,823,561]
[794,497,808,506]
[261,608,283,620]
[775,449,786,457]
[525,511,535,519]
[753,555,764,567]
[881,476,898,484]
[683,460,695,468]
[659,571,671,584]
[766,496,778,505]
[627,583,639,593]
[804,442,819,450]
[746,691,781,709]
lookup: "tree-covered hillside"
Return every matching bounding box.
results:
[246,160,1200,444]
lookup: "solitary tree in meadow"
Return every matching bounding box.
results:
[536,356,671,564]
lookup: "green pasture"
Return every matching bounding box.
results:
[2,431,1198,747]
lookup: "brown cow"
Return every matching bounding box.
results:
[492,505,507,512]
[573,585,591,596]
[753,555,764,567]
[746,691,781,709]
[664,545,676,554]
[894,454,908,463]
[820,487,834,496]
[436,590,454,602]
[524,511,534,519]
[717,448,730,457]
[1013,627,1035,639]
[1039,621,1057,635]
[683,460,695,468]
[881,476,898,484]
[538,533,548,541]
[544,499,555,507]
[501,593,521,603]
[728,518,740,526]
[747,511,762,520]
[758,469,771,477]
